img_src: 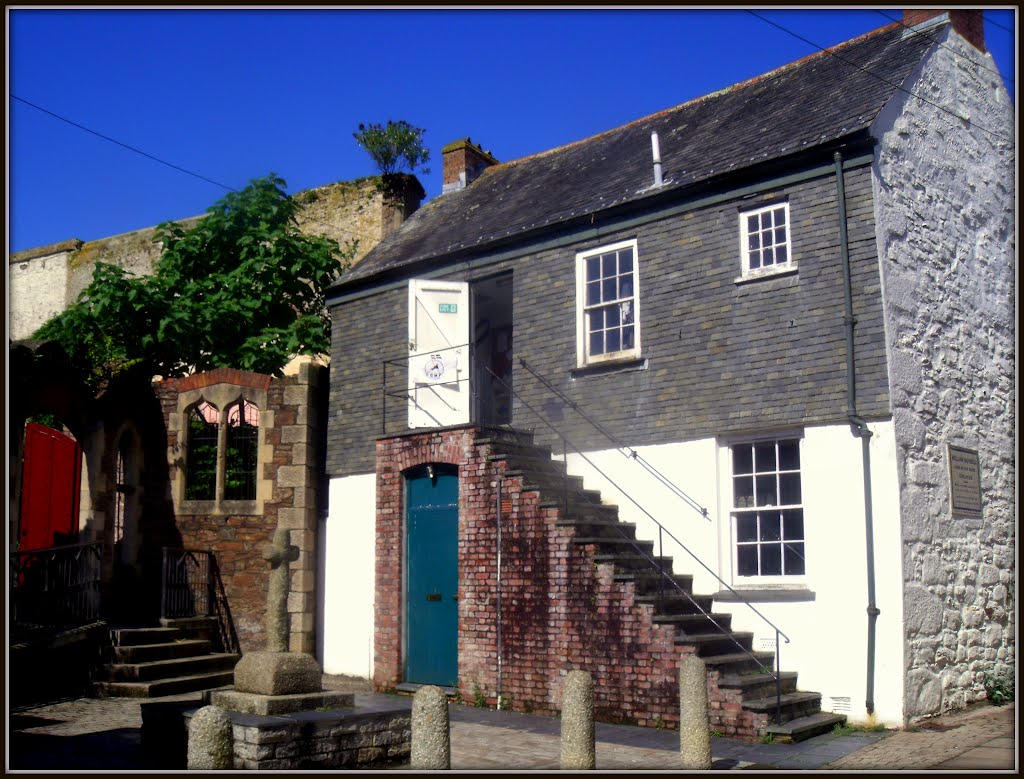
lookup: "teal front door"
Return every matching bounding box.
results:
[405,466,459,686]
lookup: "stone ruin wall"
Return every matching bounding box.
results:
[8,176,399,342]
[870,26,1015,720]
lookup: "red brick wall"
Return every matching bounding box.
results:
[373,426,770,736]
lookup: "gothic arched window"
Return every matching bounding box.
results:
[185,401,219,501]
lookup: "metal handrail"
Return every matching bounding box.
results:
[478,361,791,722]
[160,547,240,655]
[10,541,103,632]
[519,358,709,519]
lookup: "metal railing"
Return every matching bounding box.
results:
[9,542,103,632]
[160,547,239,654]
[483,361,791,722]
[380,344,792,722]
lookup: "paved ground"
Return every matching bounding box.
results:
[6,676,1017,772]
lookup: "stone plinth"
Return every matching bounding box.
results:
[209,689,353,716]
[232,651,321,696]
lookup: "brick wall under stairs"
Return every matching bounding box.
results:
[373,426,844,743]
[91,617,238,698]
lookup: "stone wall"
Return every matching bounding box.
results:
[154,364,326,654]
[870,26,1015,720]
[8,177,415,342]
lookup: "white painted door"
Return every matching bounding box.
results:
[408,279,470,428]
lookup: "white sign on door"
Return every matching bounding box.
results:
[408,279,470,428]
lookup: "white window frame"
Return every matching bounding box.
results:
[738,202,793,280]
[575,239,641,368]
[726,433,807,584]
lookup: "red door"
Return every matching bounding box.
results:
[19,422,82,551]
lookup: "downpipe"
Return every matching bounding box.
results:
[496,475,504,709]
[835,151,879,717]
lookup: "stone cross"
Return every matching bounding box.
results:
[262,528,300,653]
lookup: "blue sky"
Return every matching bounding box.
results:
[7,8,1016,254]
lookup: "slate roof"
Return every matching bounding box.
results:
[332,20,937,293]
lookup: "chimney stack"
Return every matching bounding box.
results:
[442,138,499,194]
[902,9,986,52]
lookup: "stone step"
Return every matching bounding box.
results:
[716,670,799,700]
[113,639,212,664]
[635,591,711,615]
[765,711,848,743]
[652,612,734,633]
[592,552,673,573]
[674,631,754,656]
[742,690,822,722]
[700,650,777,676]
[159,616,218,631]
[101,652,239,682]
[92,669,236,698]
[614,571,696,598]
[556,516,637,539]
[112,627,183,646]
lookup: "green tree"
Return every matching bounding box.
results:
[34,174,353,387]
[353,120,430,176]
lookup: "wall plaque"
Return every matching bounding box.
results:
[947,444,982,517]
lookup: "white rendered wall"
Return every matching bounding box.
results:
[566,421,905,725]
[319,474,376,677]
[8,249,72,341]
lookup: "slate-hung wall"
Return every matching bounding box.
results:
[327,160,889,477]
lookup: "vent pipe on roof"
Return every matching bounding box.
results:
[651,132,664,187]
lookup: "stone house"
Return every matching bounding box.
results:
[9,176,422,698]
[321,10,1014,737]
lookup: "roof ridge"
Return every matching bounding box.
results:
[489,19,905,173]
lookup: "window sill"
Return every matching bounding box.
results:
[181,499,260,517]
[734,264,798,286]
[571,356,648,379]
[713,586,815,603]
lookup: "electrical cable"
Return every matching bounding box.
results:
[874,9,1014,83]
[11,93,382,245]
[746,11,1013,144]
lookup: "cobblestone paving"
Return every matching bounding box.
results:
[7,680,1016,772]
[826,703,1016,771]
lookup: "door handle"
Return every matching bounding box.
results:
[426,593,442,602]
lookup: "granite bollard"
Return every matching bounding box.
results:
[186,705,233,770]
[411,685,450,770]
[560,670,596,770]
[679,655,712,769]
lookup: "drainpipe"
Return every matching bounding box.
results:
[835,151,880,717]
[496,475,504,709]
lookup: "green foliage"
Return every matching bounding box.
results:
[984,667,1014,706]
[353,120,430,176]
[473,682,487,708]
[33,175,354,388]
[26,413,63,431]
[760,732,776,745]
[710,729,723,738]
[833,721,888,735]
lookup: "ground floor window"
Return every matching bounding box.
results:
[730,437,805,577]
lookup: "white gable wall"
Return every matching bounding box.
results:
[871,23,1016,721]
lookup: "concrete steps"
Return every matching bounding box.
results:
[92,618,239,698]
[483,429,841,739]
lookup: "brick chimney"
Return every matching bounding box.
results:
[903,9,985,52]
[441,138,499,194]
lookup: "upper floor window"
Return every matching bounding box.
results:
[740,203,791,278]
[575,239,641,367]
[731,437,805,578]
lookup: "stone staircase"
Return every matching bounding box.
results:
[480,429,845,743]
[91,616,239,698]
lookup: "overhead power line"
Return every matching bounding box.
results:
[11,94,379,244]
[985,16,1014,34]
[746,11,1012,144]
[874,9,1013,84]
